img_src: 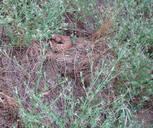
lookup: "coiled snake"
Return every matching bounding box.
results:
[51,34,72,52]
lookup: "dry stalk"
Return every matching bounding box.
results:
[91,8,121,46]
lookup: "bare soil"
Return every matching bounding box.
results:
[0,12,153,128]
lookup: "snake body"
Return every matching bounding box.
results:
[51,34,72,52]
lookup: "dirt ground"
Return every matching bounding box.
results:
[0,4,153,128]
[0,22,115,127]
[0,25,153,128]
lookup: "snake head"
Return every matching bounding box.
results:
[53,34,62,42]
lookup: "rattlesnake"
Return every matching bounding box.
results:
[51,34,72,52]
